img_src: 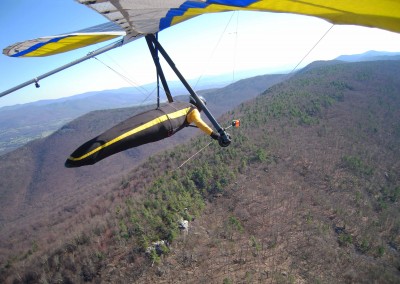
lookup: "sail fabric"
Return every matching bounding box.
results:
[4,0,400,57]
[81,0,400,36]
[3,22,125,57]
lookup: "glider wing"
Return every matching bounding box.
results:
[80,0,400,36]
[3,0,400,58]
[3,22,125,57]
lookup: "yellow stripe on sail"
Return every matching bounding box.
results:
[22,34,120,57]
[68,107,191,162]
[170,0,400,34]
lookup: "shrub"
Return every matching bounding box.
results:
[377,246,385,257]
[341,155,373,176]
[338,232,353,247]
[255,148,268,162]
[75,233,91,246]
[357,239,370,254]
[250,236,262,256]
[223,278,233,284]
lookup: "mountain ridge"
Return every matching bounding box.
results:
[0,74,280,155]
[1,50,398,155]
[335,50,400,62]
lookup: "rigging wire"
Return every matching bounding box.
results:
[93,56,165,106]
[177,141,213,170]
[104,53,148,92]
[194,11,237,89]
[177,24,334,171]
[288,24,335,75]
[232,11,239,82]
[175,124,233,170]
[93,56,149,96]
[91,20,334,171]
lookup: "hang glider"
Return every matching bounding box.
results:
[2,0,400,156]
[3,0,400,58]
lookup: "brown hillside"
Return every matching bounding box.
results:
[148,61,400,283]
[1,60,400,283]
[0,74,284,268]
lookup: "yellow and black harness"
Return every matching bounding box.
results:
[65,102,195,168]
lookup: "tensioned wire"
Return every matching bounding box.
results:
[92,18,335,169]
[288,24,335,75]
[175,124,234,170]
[232,11,239,82]
[92,11,241,105]
[104,53,151,95]
[194,11,239,89]
[176,23,335,169]
[92,56,160,106]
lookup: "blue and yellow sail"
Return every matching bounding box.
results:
[4,0,400,58]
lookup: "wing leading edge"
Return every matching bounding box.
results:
[4,0,400,58]
[80,0,400,35]
[3,22,125,57]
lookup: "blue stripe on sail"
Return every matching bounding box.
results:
[11,36,71,57]
[159,0,258,31]
[160,1,208,30]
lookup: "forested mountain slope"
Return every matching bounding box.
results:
[1,60,400,283]
[0,74,284,279]
[0,74,283,226]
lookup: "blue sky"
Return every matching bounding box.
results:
[1,0,400,107]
